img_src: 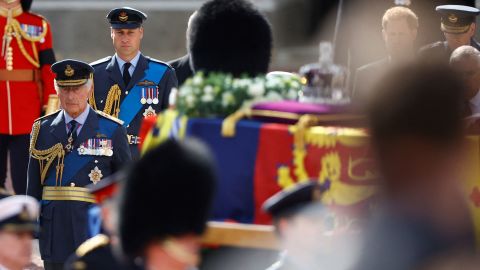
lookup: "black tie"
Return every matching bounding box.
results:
[123,62,132,86]
[67,120,78,142]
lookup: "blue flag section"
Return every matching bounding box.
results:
[186,118,262,223]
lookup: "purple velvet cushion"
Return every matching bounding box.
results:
[252,101,349,115]
[250,101,361,126]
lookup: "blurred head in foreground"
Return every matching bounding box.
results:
[119,139,216,270]
[0,192,39,270]
[368,62,466,203]
[361,62,475,270]
[382,6,418,61]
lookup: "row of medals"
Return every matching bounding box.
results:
[141,87,159,105]
[78,138,113,156]
[65,136,113,157]
[62,86,157,155]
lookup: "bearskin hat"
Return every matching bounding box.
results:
[188,0,273,77]
[119,138,217,259]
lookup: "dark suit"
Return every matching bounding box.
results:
[168,54,193,86]
[353,58,390,105]
[27,108,131,265]
[418,39,480,65]
[91,54,177,159]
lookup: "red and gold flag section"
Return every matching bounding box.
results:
[253,125,378,224]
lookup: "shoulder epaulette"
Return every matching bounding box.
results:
[91,56,112,66]
[75,234,110,257]
[34,110,61,123]
[26,12,48,22]
[96,110,124,125]
[357,59,387,72]
[420,41,444,51]
[146,56,173,69]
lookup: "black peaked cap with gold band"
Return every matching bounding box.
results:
[436,5,480,34]
[51,59,94,87]
[0,192,39,233]
[262,181,328,218]
[107,7,147,29]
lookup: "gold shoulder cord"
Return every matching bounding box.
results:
[88,84,98,110]
[29,121,65,186]
[100,84,121,118]
[2,13,48,69]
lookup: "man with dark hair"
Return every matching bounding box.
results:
[119,139,216,270]
[188,0,272,77]
[356,62,474,270]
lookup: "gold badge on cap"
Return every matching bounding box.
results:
[119,11,128,22]
[64,65,75,77]
[88,166,103,185]
[448,14,458,23]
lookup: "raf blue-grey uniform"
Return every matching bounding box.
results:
[90,7,178,159]
[26,60,131,267]
[419,5,480,64]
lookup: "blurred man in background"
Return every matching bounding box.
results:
[353,6,418,105]
[450,45,480,117]
[356,62,475,270]
[0,0,56,194]
[419,5,480,64]
[168,11,196,86]
[0,191,39,270]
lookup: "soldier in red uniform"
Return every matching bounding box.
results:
[0,0,55,194]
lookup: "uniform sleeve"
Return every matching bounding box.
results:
[158,68,178,110]
[26,123,42,200]
[38,20,56,106]
[112,125,132,171]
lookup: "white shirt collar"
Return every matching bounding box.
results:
[115,51,141,74]
[470,89,480,115]
[64,104,90,126]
